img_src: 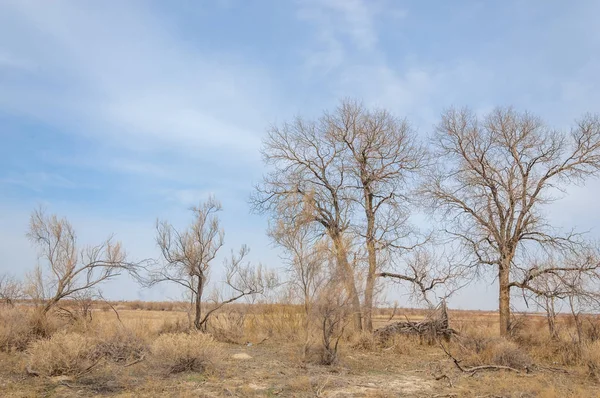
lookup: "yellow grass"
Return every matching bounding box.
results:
[0,302,598,397]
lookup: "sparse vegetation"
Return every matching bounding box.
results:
[1,101,600,397]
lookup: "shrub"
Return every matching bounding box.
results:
[26,331,96,376]
[0,307,35,352]
[157,317,191,335]
[350,332,375,351]
[582,341,600,381]
[92,327,149,363]
[150,332,222,374]
[489,339,532,370]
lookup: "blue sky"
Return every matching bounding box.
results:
[1,0,600,309]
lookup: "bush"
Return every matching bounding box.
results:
[92,327,149,363]
[26,331,96,376]
[157,317,191,335]
[489,339,532,370]
[0,307,35,352]
[150,332,222,374]
[350,332,375,351]
[582,341,600,381]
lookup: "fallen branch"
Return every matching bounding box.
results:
[123,355,146,368]
[439,341,521,375]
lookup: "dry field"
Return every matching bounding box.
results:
[1,303,599,397]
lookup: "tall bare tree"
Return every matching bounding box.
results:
[423,107,600,336]
[252,116,364,330]
[146,196,274,330]
[327,99,428,331]
[27,207,141,316]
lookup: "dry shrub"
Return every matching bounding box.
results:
[92,326,149,363]
[150,332,222,374]
[26,331,97,376]
[582,341,600,381]
[530,338,582,366]
[458,334,532,370]
[488,339,532,369]
[157,317,191,335]
[0,307,36,352]
[350,332,375,351]
[390,334,418,356]
[206,312,246,344]
[245,305,303,341]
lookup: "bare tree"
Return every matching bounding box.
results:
[26,207,141,316]
[146,196,275,330]
[423,107,600,336]
[326,99,428,331]
[378,246,468,308]
[0,274,22,306]
[149,196,224,330]
[313,278,352,365]
[521,248,600,340]
[252,116,364,330]
[268,220,327,354]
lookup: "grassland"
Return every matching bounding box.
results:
[1,302,599,397]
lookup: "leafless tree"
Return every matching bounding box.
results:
[252,115,363,330]
[313,278,352,365]
[146,196,276,330]
[148,196,224,329]
[379,246,468,308]
[422,107,600,336]
[522,248,600,340]
[0,274,22,306]
[26,207,141,316]
[268,220,328,354]
[326,99,428,331]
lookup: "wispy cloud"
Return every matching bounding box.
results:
[0,1,277,156]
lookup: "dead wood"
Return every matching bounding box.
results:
[374,301,456,343]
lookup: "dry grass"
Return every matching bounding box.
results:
[26,331,97,376]
[149,332,222,374]
[0,304,598,397]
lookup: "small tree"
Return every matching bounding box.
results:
[0,274,22,306]
[147,196,275,330]
[26,207,140,317]
[268,220,327,355]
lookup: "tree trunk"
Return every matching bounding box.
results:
[363,190,377,332]
[546,297,558,340]
[194,274,204,330]
[332,233,363,331]
[499,257,511,337]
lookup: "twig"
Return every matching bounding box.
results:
[124,355,146,367]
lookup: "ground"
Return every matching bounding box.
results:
[0,308,598,397]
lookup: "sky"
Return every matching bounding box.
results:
[1,0,600,310]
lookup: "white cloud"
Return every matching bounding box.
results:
[0,1,277,156]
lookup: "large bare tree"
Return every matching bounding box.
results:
[252,115,364,330]
[326,99,428,331]
[27,208,141,316]
[423,107,600,336]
